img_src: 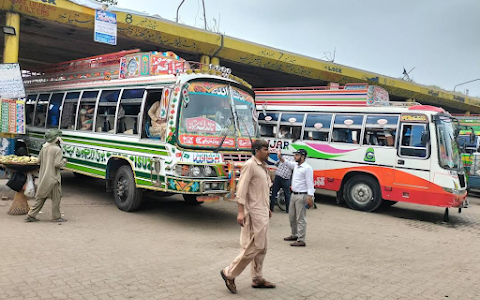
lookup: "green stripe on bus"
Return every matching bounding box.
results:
[27,131,167,150]
[134,171,165,181]
[136,178,165,187]
[65,163,106,176]
[67,157,106,169]
[62,138,168,156]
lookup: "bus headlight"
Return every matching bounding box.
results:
[443,187,464,195]
[212,182,219,189]
[205,183,212,190]
[191,166,201,177]
[203,166,215,176]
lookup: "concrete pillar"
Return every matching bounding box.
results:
[3,12,20,63]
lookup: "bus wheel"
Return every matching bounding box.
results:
[114,166,143,212]
[183,194,204,205]
[344,175,382,212]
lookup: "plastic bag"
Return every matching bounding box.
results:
[6,172,27,192]
[24,173,35,198]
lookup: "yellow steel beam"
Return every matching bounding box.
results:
[3,0,479,112]
[3,12,20,63]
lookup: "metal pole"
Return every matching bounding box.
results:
[454,78,480,92]
[176,0,186,23]
[202,0,207,30]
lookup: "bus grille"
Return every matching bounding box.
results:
[222,153,251,162]
[459,173,466,188]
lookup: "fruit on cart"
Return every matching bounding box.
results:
[0,155,39,165]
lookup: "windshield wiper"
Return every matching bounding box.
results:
[236,114,254,150]
[214,117,234,153]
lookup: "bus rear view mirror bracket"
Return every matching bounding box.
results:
[421,131,430,146]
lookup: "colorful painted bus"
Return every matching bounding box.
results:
[255,84,467,218]
[20,50,258,211]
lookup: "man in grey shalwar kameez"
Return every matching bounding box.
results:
[25,129,67,222]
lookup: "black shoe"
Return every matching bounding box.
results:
[284,235,297,241]
[291,241,306,247]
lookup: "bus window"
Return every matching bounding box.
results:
[279,113,304,140]
[117,89,144,135]
[303,114,332,142]
[95,90,120,133]
[34,94,50,127]
[332,114,364,144]
[26,94,37,126]
[399,124,428,158]
[258,112,279,138]
[46,93,64,128]
[363,115,398,147]
[60,92,80,130]
[77,91,99,131]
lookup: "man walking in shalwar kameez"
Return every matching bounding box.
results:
[221,140,276,294]
[25,129,67,223]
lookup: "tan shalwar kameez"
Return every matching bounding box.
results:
[27,142,67,220]
[224,156,271,280]
[148,101,167,138]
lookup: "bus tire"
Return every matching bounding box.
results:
[114,166,143,212]
[183,194,204,205]
[344,175,382,212]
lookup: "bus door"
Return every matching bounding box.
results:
[394,117,431,201]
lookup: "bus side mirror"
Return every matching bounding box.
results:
[421,131,430,146]
[471,132,476,144]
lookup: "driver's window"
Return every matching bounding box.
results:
[399,124,428,158]
[145,90,166,140]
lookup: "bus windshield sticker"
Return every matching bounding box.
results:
[400,114,428,123]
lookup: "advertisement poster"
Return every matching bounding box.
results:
[94,10,117,45]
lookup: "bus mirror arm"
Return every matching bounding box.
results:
[421,131,430,146]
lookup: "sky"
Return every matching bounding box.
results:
[118,0,480,97]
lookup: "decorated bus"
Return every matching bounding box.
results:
[21,50,258,211]
[256,84,467,220]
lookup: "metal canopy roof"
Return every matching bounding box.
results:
[1,0,478,113]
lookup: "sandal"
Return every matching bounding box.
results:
[52,218,68,223]
[252,279,276,289]
[25,216,39,222]
[220,269,237,294]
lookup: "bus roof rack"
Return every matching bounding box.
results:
[23,49,252,89]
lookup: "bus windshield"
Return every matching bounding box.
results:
[178,81,256,150]
[435,116,462,170]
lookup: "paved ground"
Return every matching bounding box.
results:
[1,172,480,300]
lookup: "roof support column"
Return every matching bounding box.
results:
[3,12,20,63]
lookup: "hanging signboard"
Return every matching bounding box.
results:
[94,10,117,46]
[0,64,25,99]
[0,99,25,134]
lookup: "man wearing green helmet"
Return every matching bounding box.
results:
[25,129,68,223]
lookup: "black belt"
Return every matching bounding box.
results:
[292,192,307,195]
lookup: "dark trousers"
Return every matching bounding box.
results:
[270,175,291,212]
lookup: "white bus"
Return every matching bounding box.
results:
[21,50,258,211]
[256,84,467,219]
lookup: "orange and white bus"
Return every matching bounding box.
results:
[255,84,467,219]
